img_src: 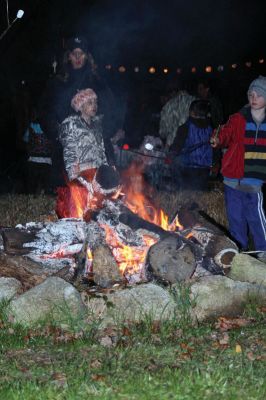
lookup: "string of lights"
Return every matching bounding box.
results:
[103,58,265,74]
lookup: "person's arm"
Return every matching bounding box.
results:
[59,118,79,180]
[210,115,237,148]
[169,123,188,154]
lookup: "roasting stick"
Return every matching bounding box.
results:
[242,250,266,254]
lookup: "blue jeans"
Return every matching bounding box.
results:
[224,185,266,250]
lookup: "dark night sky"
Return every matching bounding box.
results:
[0,0,266,179]
[1,0,266,76]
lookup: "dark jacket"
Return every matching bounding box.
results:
[170,117,212,168]
[38,63,120,143]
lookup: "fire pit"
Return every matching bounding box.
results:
[0,162,239,290]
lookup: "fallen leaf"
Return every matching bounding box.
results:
[51,372,68,388]
[215,317,255,332]
[219,332,230,345]
[90,359,102,369]
[235,344,242,353]
[91,374,105,382]
[151,320,161,333]
[247,352,256,361]
[257,306,266,313]
[122,326,132,336]
[255,354,266,361]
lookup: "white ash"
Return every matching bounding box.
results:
[188,228,214,249]
[22,219,87,255]
[84,221,105,249]
[95,200,148,246]
[192,263,213,278]
[27,254,77,273]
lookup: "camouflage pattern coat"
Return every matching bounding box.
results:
[59,114,107,181]
[159,91,195,147]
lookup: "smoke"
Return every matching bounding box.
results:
[74,0,265,66]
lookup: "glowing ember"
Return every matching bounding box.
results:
[85,248,93,274]
[101,224,157,275]
[59,161,184,278]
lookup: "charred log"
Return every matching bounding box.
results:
[2,228,37,255]
[92,245,124,288]
[0,253,48,291]
[118,209,169,239]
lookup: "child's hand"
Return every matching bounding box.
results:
[210,137,220,148]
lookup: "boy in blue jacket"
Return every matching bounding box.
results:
[170,99,212,190]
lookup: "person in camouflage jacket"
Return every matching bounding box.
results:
[59,88,112,182]
[56,88,112,218]
[159,90,195,148]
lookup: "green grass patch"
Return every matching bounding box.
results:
[0,308,265,400]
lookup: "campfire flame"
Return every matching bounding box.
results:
[65,161,184,277]
[121,162,183,231]
[101,224,157,275]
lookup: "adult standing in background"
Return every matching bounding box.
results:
[39,35,121,189]
[197,79,224,128]
[159,89,195,149]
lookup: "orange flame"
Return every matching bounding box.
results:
[102,224,157,275]
[85,247,93,274]
[121,162,183,231]
[59,161,185,277]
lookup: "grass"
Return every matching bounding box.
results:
[0,308,265,399]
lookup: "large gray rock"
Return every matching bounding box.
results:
[8,277,85,326]
[84,283,179,325]
[190,275,266,322]
[228,254,266,286]
[0,277,22,301]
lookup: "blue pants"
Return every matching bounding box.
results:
[224,185,266,251]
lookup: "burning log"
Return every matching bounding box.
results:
[147,235,196,283]
[92,199,168,240]
[92,245,124,288]
[175,205,239,272]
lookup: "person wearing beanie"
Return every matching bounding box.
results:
[211,76,266,255]
[56,88,120,218]
[38,34,123,191]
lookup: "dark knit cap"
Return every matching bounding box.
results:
[67,36,89,53]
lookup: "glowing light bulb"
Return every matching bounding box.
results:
[17,10,24,19]
[149,67,156,74]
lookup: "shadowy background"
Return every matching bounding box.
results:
[0,0,265,192]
